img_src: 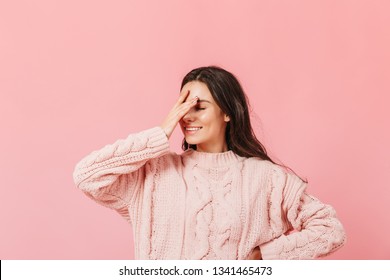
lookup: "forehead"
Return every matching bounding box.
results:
[181,81,213,101]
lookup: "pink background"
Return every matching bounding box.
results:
[1,0,389,259]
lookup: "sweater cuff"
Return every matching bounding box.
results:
[142,126,170,157]
[259,239,282,260]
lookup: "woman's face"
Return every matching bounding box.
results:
[179,81,230,153]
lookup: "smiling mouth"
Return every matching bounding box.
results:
[185,127,202,131]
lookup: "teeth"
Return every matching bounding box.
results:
[186,127,201,131]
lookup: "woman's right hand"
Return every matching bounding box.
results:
[160,90,199,139]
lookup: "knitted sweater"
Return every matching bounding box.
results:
[73,126,346,259]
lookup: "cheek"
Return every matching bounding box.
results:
[201,112,224,127]
[197,114,208,122]
[198,110,216,123]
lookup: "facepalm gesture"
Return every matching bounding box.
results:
[160,90,199,139]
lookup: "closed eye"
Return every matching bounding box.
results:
[195,107,206,111]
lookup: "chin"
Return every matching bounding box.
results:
[184,137,200,146]
[185,139,198,145]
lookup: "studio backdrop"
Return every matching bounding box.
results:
[0,0,389,259]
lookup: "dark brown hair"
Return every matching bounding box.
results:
[181,66,307,182]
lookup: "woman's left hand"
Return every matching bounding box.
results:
[247,246,262,260]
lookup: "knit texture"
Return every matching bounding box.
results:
[73,127,346,259]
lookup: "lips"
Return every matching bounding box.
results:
[184,126,202,135]
[185,126,202,131]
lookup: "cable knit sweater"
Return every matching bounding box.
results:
[73,126,346,260]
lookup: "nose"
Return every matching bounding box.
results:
[182,108,195,122]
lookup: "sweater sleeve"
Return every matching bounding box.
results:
[260,166,346,259]
[72,127,170,219]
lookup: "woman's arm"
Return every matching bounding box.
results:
[260,167,346,259]
[72,127,170,215]
[73,90,199,219]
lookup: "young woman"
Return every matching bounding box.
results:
[73,66,346,260]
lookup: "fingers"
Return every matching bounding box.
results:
[176,90,191,106]
[176,96,198,118]
[181,96,199,111]
[161,95,198,139]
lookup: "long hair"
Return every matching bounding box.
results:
[180,66,307,182]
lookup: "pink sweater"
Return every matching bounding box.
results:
[73,126,346,259]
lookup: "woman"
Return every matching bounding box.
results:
[73,66,346,259]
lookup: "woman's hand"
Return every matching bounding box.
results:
[160,90,198,139]
[247,246,263,260]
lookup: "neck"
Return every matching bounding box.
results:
[184,149,241,168]
[196,143,228,153]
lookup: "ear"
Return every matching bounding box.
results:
[224,114,230,122]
